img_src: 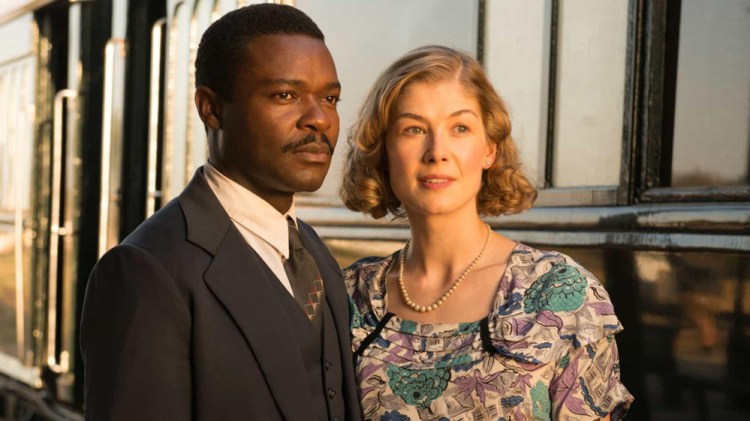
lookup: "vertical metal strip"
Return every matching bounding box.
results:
[163,2,185,202]
[98,39,126,258]
[544,0,559,188]
[147,19,166,217]
[618,0,644,205]
[185,9,197,186]
[13,68,27,362]
[476,0,486,65]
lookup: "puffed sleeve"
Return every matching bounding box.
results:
[550,334,633,420]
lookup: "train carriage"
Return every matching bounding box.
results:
[0,0,748,419]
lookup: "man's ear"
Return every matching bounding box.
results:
[195,86,222,130]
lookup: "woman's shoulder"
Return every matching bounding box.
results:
[343,253,395,293]
[487,243,623,364]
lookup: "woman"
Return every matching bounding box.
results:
[341,46,633,420]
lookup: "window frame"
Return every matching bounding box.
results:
[634,0,750,204]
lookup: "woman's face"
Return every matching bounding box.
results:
[385,79,496,219]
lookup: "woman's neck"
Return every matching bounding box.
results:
[403,213,490,283]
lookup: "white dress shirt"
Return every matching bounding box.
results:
[204,162,295,296]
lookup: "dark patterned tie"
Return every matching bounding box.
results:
[283,217,325,331]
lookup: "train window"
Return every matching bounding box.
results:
[0,24,36,368]
[187,0,216,177]
[669,0,750,189]
[484,0,549,187]
[298,0,480,203]
[640,0,750,203]
[485,1,630,206]
[552,1,629,188]
[163,1,191,201]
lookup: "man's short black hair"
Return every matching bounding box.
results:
[195,4,324,100]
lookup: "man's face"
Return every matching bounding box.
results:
[210,34,340,212]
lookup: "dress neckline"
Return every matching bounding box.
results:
[375,241,523,332]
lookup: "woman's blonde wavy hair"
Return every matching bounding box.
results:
[341,45,537,219]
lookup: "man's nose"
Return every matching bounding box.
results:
[298,97,334,133]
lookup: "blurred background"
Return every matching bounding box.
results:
[0,0,748,419]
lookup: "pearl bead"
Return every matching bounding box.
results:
[397,224,491,313]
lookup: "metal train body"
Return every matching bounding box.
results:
[0,0,748,419]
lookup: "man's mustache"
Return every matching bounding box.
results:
[281,134,334,154]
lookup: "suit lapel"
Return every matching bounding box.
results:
[180,169,312,420]
[203,230,312,421]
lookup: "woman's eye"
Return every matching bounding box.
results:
[454,124,469,134]
[404,126,425,135]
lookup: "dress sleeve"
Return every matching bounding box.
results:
[549,335,633,420]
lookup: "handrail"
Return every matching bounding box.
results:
[47,88,77,374]
[146,19,166,217]
[98,38,126,258]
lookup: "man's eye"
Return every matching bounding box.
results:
[274,92,295,100]
[324,95,341,104]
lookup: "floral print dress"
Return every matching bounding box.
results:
[344,243,633,421]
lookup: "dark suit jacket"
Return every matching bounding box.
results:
[80,169,361,420]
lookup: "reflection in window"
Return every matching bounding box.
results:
[553,1,628,187]
[0,56,35,361]
[671,0,750,188]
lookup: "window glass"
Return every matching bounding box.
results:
[297,0,480,200]
[670,0,750,188]
[187,0,215,176]
[553,0,628,187]
[0,54,35,361]
[484,0,549,187]
[163,2,190,201]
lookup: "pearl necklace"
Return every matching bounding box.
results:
[398,224,491,313]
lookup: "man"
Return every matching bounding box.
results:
[80,4,359,420]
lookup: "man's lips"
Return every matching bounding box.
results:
[291,143,332,164]
[282,134,334,154]
[292,143,332,155]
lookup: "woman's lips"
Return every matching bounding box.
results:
[418,174,455,189]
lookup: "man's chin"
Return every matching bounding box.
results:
[289,176,328,194]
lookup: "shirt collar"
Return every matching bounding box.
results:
[204,162,295,258]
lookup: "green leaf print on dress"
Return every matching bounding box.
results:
[524,263,588,313]
[530,381,551,421]
[386,364,450,409]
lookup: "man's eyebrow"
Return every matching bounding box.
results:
[258,79,341,90]
[259,78,305,87]
[325,81,342,90]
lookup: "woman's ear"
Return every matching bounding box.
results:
[195,86,222,130]
[484,137,497,169]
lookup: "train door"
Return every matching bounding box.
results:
[0,2,51,396]
[0,0,82,413]
[0,0,166,414]
[82,0,168,406]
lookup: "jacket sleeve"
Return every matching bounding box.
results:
[80,244,192,420]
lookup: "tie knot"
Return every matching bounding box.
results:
[287,217,304,251]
